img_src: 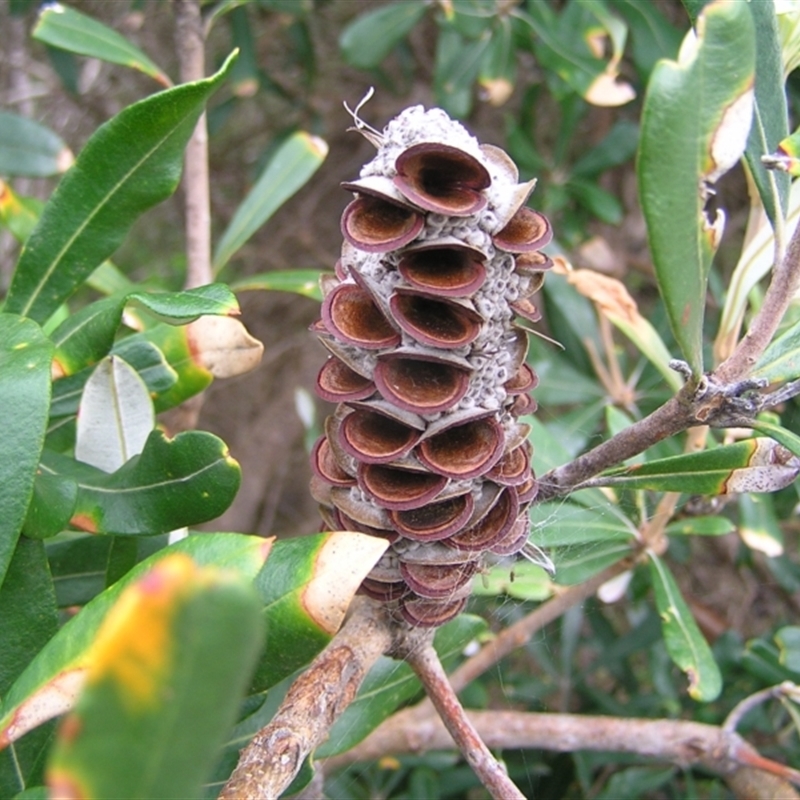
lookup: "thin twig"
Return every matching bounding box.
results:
[402,640,526,800]
[219,599,393,800]
[173,0,212,289]
[716,207,800,383]
[322,708,800,798]
[724,682,800,734]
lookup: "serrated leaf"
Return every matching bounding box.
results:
[0,314,54,588]
[46,554,263,800]
[649,553,722,701]
[0,111,72,178]
[0,534,271,748]
[41,429,240,535]
[339,1,427,69]
[74,356,154,473]
[597,437,800,494]
[33,3,170,86]
[213,132,328,271]
[638,0,755,372]
[249,532,388,691]
[0,531,384,749]
[230,269,328,301]
[4,52,236,324]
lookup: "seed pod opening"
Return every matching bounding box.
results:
[342,195,424,252]
[339,408,420,463]
[389,493,474,541]
[316,357,375,403]
[389,291,482,349]
[400,560,478,599]
[487,443,531,486]
[311,436,356,487]
[398,243,487,297]
[393,142,491,216]
[358,463,447,510]
[447,487,519,551]
[493,207,552,253]
[400,594,468,626]
[322,283,400,349]
[374,355,471,414]
[417,417,504,479]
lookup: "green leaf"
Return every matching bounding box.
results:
[128,283,239,325]
[531,502,637,548]
[0,184,44,243]
[230,269,328,301]
[597,437,800,494]
[649,553,722,701]
[50,295,126,377]
[113,324,211,412]
[434,26,489,118]
[249,532,388,691]
[0,539,59,797]
[74,357,154,473]
[738,492,783,558]
[473,561,552,601]
[743,0,790,227]
[753,316,800,384]
[315,615,487,759]
[41,430,240,535]
[213,132,328,271]
[339,1,427,69]
[0,531,384,749]
[612,0,683,78]
[638,0,755,372]
[0,534,270,748]
[21,475,77,541]
[750,418,800,459]
[32,3,171,87]
[665,515,736,536]
[0,314,54,588]
[775,626,800,673]
[0,111,72,178]
[551,539,633,586]
[46,554,264,800]
[572,119,640,177]
[4,52,237,324]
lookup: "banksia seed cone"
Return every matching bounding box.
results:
[310,106,552,627]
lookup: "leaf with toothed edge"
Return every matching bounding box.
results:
[4,52,237,324]
[45,554,264,800]
[0,531,385,750]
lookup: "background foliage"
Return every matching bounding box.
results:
[1,0,800,798]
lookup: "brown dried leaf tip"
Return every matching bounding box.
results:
[311,106,552,627]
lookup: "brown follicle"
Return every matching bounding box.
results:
[310,106,550,626]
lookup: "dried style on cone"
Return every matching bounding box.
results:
[311,106,552,626]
